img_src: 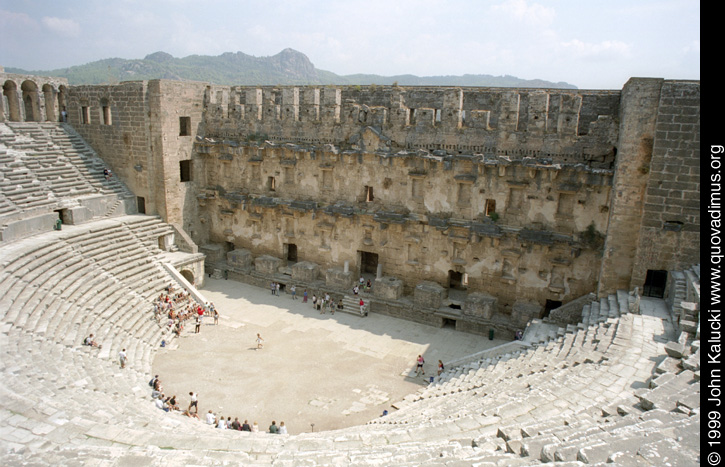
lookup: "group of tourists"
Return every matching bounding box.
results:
[149,375,288,434]
[152,283,217,337]
[310,292,342,315]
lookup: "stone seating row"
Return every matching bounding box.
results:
[358,295,697,465]
[0,217,185,362]
[0,122,134,223]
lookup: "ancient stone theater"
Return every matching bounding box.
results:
[0,68,701,465]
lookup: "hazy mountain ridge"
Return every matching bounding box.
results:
[6,48,577,89]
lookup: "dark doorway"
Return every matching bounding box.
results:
[442,318,457,329]
[360,251,378,275]
[285,243,298,263]
[137,196,146,214]
[448,270,466,290]
[544,300,562,318]
[643,269,668,298]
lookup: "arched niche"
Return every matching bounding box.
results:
[21,80,40,122]
[2,80,21,122]
[42,83,56,122]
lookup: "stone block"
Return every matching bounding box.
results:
[325,267,354,289]
[255,255,282,275]
[462,293,497,320]
[291,261,319,282]
[511,301,543,326]
[200,243,226,264]
[227,248,253,271]
[680,320,697,334]
[664,342,686,359]
[414,281,448,308]
[373,276,404,300]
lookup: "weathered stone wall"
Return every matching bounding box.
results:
[203,85,620,166]
[147,80,207,230]
[67,82,153,212]
[57,78,700,319]
[598,79,700,295]
[630,81,700,287]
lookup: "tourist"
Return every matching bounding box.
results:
[206,410,216,425]
[271,282,276,295]
[251,421,259,432]
[183,409,199,420]
[366,279,372,290]
[337,299,344,311]
[303,289,308,303]
[291,285,296,300]
[154,397,164,410]
[275,282,281,296]
[83,334,101,348]
[195,315,201,333]
[415,355,425,376]
[256,333,264,350]
[437,360,444,376]
[359,298,365,315]
[217,415,227,429]
[118,348,127,368]
[269,421,279,434]
[231,417,241,430]
[189,392,198,414]
[278,421,288,434]
[359,276,365,288]
[167,395,179,411]
[353,285,359,295]
[149,375,159,389]
[61,108,68,122]
[213,309,219,325]
[311,294,317,308]
[241,420,251,431]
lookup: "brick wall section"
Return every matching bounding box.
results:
[598,78,664,296]
[630,81,700,287]
[67,82,153,211]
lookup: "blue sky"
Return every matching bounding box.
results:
[0,0,700,89]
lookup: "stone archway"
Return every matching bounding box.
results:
[42,84,56,122]
[57,85,67,122]
[21,80,40,122]
[180,269,195,286]
[2,80,21,122]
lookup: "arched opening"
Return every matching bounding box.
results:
[42,84,56,122]
[57,85,67,122]
[100,97,111,125]
[21,80,40,122]
[2,80,21,122]
[180,270,195,286]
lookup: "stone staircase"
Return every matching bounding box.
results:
[338,293,367,316]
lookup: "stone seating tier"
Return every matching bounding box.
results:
[0,122,135,230]
[0,206,700,465]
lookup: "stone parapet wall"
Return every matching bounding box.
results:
[202,85,621,166]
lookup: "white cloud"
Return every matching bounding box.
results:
[41,16,81,38]
[491,0,555,26]
[560,39,632,62]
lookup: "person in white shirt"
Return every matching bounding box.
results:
[206,410,216,425]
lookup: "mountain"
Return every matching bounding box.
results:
[5,49,577,89]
